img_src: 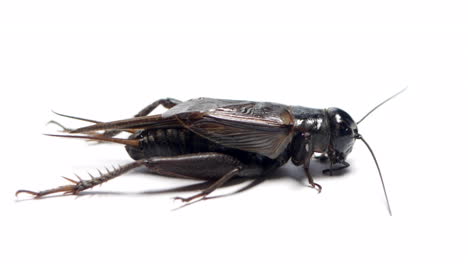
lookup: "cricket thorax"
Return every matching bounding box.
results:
[290,107,331,165]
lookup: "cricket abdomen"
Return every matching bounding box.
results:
[125,128,291,170]
[125,128,218,160]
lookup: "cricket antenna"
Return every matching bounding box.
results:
[356,134,392,216]
[357,88,406,125]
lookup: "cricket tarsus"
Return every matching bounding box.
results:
[16,185,79,198]
[304,168,322,193]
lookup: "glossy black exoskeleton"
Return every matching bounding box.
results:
[17,91,404,214]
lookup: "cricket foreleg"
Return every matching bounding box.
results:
[304,167,322,193]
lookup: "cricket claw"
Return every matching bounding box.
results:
[308,182,322,193]
[15,189,39,197]
[173,196,189,202]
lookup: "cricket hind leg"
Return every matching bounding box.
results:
[16,152,258,201]
[16,161,145,198]
[134,98,181,117]
[142,153,252,203]
[144,152,278,204]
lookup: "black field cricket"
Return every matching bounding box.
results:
[17,90,404,214]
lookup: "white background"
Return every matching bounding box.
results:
[1,1,467,263]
